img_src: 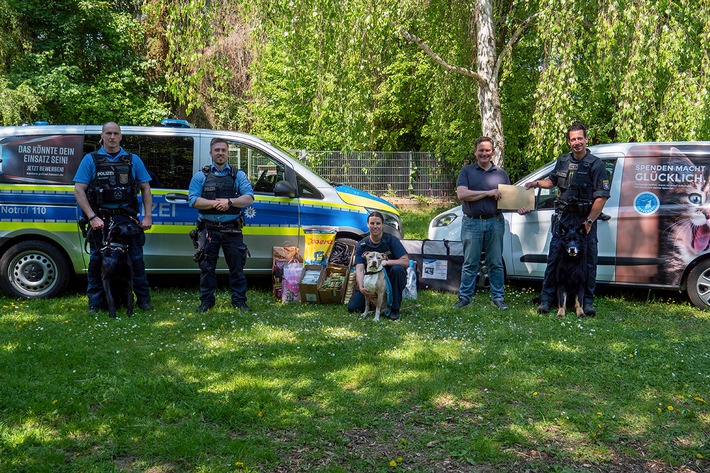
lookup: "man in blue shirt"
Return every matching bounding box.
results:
[73,122,154,315]
[188,138,255,313]
[453,136,511,311]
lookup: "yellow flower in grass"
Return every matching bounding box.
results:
[694,396,706,403]
[389,460,397,467]
[533,392,538,396]
[397,457,402,463]
[667,405,674,411]
[258,410,263,417]
[657,408,662,413]
[697,454,704,459]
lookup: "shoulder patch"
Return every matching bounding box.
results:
[602,180,610,191]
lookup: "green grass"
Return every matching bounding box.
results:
[0,207,708,472]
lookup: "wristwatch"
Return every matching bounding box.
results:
[227,199,233,208]
[585,218,594,225]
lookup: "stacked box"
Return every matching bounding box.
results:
[318,265,349,304]
[299,265,324,303]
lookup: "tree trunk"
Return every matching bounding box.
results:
[476,0,505,166]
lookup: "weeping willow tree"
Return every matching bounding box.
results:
[143,0,710,176]
[528,0,710,167]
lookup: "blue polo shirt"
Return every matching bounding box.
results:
[456,162,511,218]
[188,163,254,223]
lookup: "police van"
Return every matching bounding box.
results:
[428,142,710,309]
[0,125,403,298]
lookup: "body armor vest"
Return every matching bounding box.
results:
[554,153,596,215]
[87,153,138,212]
[200,166,240,216]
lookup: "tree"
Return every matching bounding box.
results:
[1,0,170,125]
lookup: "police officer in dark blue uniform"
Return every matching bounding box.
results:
[188,137,254,313]
[74,122,154,315]
[524,122,610,316]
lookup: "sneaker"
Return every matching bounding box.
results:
[387,310,400,321]
[582,303,596,317]
[452,298,470,309]
[537,301,550,314]
[138,302,154,311]
[492,299,509,310]
[233,302,252,312]
[198,302,214,313]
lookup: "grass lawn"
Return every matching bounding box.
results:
[0,208,707,472]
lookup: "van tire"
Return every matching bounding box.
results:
[687,260,710,309]
[0,240,70,299]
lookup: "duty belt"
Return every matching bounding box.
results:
[202,220,241,230]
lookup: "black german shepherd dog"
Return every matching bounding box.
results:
[553,222,589,318]
[101,214,142,318]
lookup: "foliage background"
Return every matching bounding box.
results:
[2,0,710,179]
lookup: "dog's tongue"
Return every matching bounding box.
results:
[694,224,710,252]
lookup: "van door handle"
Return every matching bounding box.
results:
[164,193,189,203]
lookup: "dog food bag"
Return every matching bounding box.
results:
[303,227,337,266]
[282,260,302,303]
[272,246,301,299]
[403,260,418,300]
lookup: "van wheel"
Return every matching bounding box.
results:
[687,260,710,309]
[0,241,70,299]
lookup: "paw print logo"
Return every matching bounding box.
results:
[245,207,257,219]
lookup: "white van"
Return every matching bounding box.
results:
[0,125,403,298]
[429,142,710,309]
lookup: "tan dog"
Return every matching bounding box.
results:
[361,251,388,321]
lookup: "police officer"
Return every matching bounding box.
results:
[188,137,254,313]
[524,122,610,316]
[73,122,154,314]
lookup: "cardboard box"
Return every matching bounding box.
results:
[328,240,356,267]
[299,264,324,303]
[318,265,350,304]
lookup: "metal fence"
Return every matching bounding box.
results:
[297,150,458,199]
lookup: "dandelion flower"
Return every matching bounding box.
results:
[389,460,397,467]
[697,454,704,459]
[258,410,263,417]
[533,392,538,396]
[397,457,402,462]
[667,405,674,411]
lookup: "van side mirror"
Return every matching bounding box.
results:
[274,180,297,198]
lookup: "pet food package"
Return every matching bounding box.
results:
[303,227,337,266]
[299,264,324,303]
[272,246,301,299]
[318,266,350,304]
[403,260,418,300]
[281,260,303,303]
[401,239,463,293]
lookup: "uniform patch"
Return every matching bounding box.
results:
[568,163,579,171]
[602,180,610,191]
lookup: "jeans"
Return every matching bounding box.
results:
[459,214,505,302]
[540,214,599,305]
[87,226,150,308]
[199,230,248,306]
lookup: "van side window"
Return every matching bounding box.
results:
[297,174,318,197]
[227,143,286,194]
[84,134,194,189]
